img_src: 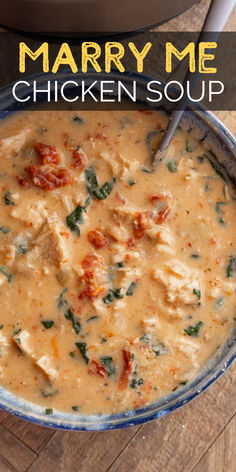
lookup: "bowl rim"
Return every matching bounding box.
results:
[0,69,236,431]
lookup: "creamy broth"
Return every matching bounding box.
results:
[0,110,235,416]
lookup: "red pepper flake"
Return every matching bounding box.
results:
[28,165,73,191]
[88,230,109,249]
[34,142,61,165]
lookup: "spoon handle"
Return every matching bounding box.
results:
[155,0,235,158]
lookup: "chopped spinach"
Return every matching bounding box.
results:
[167,160,177,173]
[197,156,204,163]
[140,334,167,357]
[41,320,55,329]
[101,337,107,344]
[69,351,76,358]
[100,356,115,376]
[193,288,201,299]
[72,405,80,412]
[185,140,192,152]
[117,261,125,268]
[226,255,236,278]
[218,216,225,226]
[128,180,136,186]
[103,288,124,305]
[126,282,137,296]
[0,265,12,282]
[190,253,200,259]
[0,226,10,234]
[141,165,152,173]
[0,325,3,329]
[75,342,89,364]
[179,380,188,386]
[73,116,84,124]
[13,328,21,335]
[66,205,84,234]
[45,408,53,415]
[58,288,68,310]
[17,244,28,255]
[184,321,203,337]
[85,166,114,200]
[130,378,143,389]
[4,191,15,206]
[215,201,227,214]
[65,309,81,335]
[152,342,167,357]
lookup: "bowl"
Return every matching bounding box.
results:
[0,70,235,431]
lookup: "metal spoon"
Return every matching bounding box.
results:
[153,0,236,167]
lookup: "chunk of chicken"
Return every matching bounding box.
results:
[0,128,32,158]
[100,151,139,181]
[13,330,57,381]
[153,259,202,305]
[11,200,48,229]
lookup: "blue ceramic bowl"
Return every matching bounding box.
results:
[0,70,236,431]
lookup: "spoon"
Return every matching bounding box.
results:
[153,0,236,167]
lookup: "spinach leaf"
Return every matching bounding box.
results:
[58,288,68,310]
[75,342,89,364]
[0,325,3,329]
[100,356,115,376]
[73,116,84,124]
[130,378,143,389]
[0,226,10,234]
[190,253,200,259]
[193,288,201,299]
[0,265,12,282]
[184,321,203,337]
[72,405,80,412]
[41,320,55,329]
[185,140,192,152]
[117,261,125,268]
[128,180,136,186]
[4,191,15,206]
[226,255,236,278]
[45,408,53,415]
[66,205,84,234]
[126,282,137,296]
[167,160,177,173]
[85,167,114,200]
[65,309,81,335]
[141,165,152,173]
[103,288,124,305]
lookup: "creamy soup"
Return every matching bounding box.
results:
[0,110,235,416]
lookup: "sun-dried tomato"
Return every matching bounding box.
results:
[89,360,106,377]
[28,164,72,190]
[119,350,133,389]
[156,206,171,224]
[88,230,109,249]
[72,147,88,169]
[17,176,31,188]
[34,142,61,165]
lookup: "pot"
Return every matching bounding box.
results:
[0,0,197,35]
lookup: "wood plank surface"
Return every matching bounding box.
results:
[0,1,236,472]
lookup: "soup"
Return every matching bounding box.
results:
[0,110,235,415]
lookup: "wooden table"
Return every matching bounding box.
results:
[0,1,236,471]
